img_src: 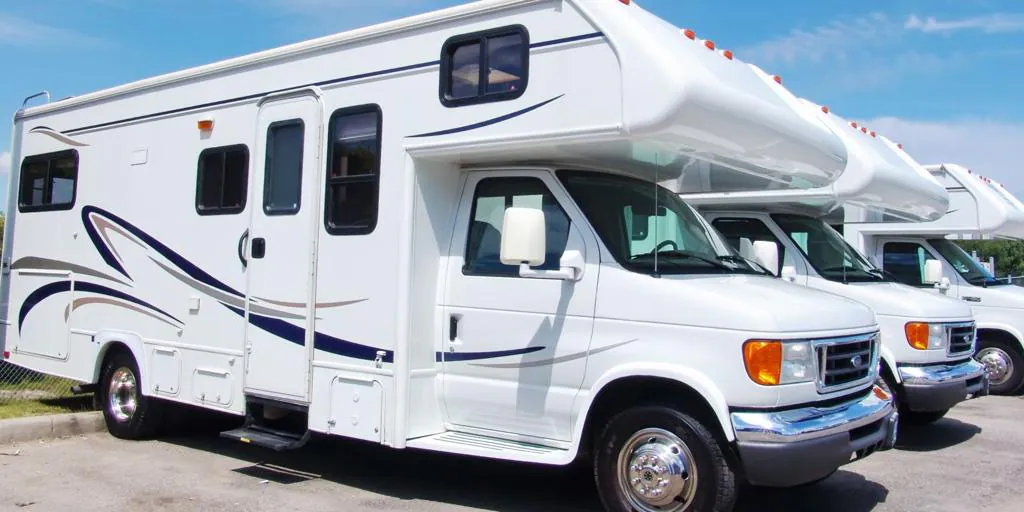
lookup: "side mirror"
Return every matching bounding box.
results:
[923,259,943,284]
[738,237,755,260]
[500,207,546,267]
[753,240,780,276]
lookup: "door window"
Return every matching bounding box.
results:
[463,177,570,277]
[710,217,790,275]
[263,120,305,215]
[882,242,939,286]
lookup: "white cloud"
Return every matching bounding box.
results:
[905,13,1024,34]
[739,12,901,65]
[0,13,107,47]
[861,117,1024,197]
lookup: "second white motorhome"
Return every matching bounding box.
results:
[845,163,1024,396]
[668,96,988,427]
[0,1,895,510]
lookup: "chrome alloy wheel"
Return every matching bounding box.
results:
[107,367,138,423]
[977,347,1014,386]
[616,427,698,511]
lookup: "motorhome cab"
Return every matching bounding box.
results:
[668,97,988,427]
[845,163,1024,396]
[0,1,895,509]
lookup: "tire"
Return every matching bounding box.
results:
[593,405,737,512]
[98,350,164,439]
[974,337,1024,395]
[901,409,948,426]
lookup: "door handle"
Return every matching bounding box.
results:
[251,237,266,259]
[237,229,249,269]
[449,315,459,341]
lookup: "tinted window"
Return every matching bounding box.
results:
[325,105,381,235]
[882,242,937,286]
[441,26,528,107]
[711,217,788,276]
[196,145,249,215]
[18,150,78,212]
[464,177,569,277]
[263,120,304,215]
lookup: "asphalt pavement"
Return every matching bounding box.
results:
[2,394,1023,511]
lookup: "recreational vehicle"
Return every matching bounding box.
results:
[844,163,1024,396]
[0,1,896,510]
[667,96,988,427]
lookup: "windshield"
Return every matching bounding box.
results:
[927,238,1007,287]
[771,214,886,283]
[556,170,766,276]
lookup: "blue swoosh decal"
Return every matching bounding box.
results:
[82,205,243,298]
[437,346,546,363]
[408,95,565,138]
[19,280,182,333]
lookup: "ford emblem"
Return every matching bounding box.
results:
[851,355,863,367]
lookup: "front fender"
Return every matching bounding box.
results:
[571,362,735,451]
[879,345,900,384]
[977,322,1024,350]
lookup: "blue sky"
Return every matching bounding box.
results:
[2,0,1024,207]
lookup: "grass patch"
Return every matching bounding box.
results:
[0,395,96,420]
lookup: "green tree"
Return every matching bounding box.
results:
[955,239,1024,277]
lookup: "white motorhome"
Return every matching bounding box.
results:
[845,163,1024,396]
[0,1,896,510]
[668,96,988,426]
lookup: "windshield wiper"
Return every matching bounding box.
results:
[633,250,734,272]
[715,255,771,275]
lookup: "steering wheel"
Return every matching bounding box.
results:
[651,240,678,253]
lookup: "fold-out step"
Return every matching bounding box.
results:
[220,425,311,451]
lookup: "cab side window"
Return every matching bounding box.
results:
[464,177,569,277]
[882,242,938,286]
[710,217,789,276]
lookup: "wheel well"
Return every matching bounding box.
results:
[977,328,1022,353]
[578,376,729,461]
[93,341,134,383]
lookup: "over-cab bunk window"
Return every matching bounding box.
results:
[18,149,78,212]
[324,104,382,235]
[196,144,249,215]
[440,25,528,107]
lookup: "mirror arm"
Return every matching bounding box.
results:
[519,263,581,281]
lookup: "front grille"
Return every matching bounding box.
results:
[816,335,876,392]
[947,323,976,356]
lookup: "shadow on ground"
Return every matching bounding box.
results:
[156,407,890,512]
[894,417,981,452]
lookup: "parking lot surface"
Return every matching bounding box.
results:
[2,395,1024,511]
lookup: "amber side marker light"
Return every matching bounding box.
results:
[743,340,782,385]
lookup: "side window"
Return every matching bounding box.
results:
[710,217,789,275]
[196,144,249,215]
[882,242,938,286]
[464,177,569,277]
[440,25,528,107]
[18,149,78,212]
[263,120,304,215]
[325,105,381,235]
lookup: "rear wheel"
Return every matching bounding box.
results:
[99,350,164,439]
[593,405,736,512]
[975,337,1024,395]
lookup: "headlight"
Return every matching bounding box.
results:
[905,322,947,350]
[742,340,816,386]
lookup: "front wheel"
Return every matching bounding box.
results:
[99,350,164,439]
[901,409,948,426]
[593,405,737,512]
[975,338,1024,395]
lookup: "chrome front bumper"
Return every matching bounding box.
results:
[897,359,989,412]
[730,387,897,487]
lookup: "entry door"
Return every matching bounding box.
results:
[441,170,600,442]
[243,92,322,402]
